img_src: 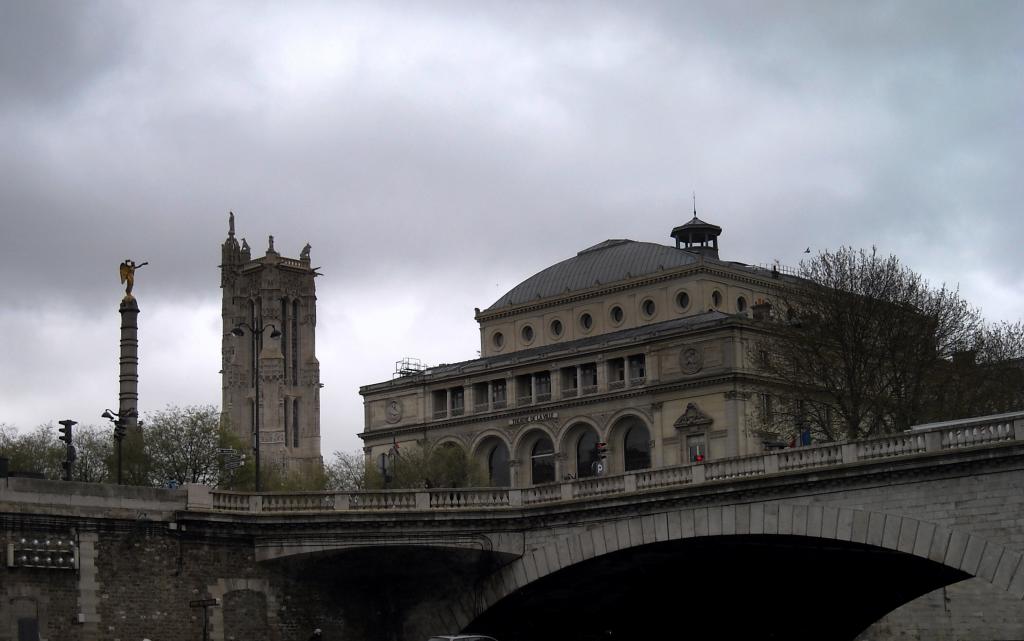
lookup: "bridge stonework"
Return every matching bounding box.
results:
[3,414,1024,640]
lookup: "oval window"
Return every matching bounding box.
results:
[610,306,624,324]
[550,319,563,337]
[641,299,656,318]
[580,313,593,331]
[492,332,504,349]
[676,291,690,310]
[521,325,534,343]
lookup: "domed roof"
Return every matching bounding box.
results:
[487,239,700,311]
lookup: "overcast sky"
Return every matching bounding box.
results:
[1,1,1021,456]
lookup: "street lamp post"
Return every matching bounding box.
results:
[102,408,135,484]
[231,322,281,492]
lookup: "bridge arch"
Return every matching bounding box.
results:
[453,503,1022,639]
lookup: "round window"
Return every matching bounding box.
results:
[493,332,504,349]
[737,296,748,313]
[550,319,563,337]
[641,298,656,318]
[521,325,534,343]
[580,312,593,331]
[712,290,722,308]
[676,291,690,310]
[610,305,624,324]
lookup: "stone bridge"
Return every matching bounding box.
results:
[3,412,1024,641]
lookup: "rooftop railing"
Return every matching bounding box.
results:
[188,412,1024,515]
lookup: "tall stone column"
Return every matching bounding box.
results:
[118,296,140,431]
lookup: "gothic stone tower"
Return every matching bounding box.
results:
[220,213,322,475]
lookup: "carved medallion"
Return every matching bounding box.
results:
[679,346,703,374]
[385,399,403,424]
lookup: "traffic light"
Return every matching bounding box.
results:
[58,419,76,445]
[596,442,608,460]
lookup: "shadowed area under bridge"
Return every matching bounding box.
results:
[469,535,968,641]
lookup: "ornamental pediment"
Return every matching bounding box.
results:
[673,403,713,430]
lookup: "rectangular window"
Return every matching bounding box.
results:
[472,382,490,412]
[761,393,774,424]
[687,435,706,463]
[492,379,507,404]
[292,398,300,448]
[516,374,533,405]
[580,363,598,393]
[609,358,625,382]
[450,387,465,416]
[560,367,578,395]
[432,390,448,419]
[535,371,551,401]
[628,354,646,381]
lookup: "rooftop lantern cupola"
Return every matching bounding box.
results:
[671,203,722,259]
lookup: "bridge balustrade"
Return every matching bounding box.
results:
[704,454,767,480]
[856,432,927,460]
[777,443,844,471]
[573,475,626,499]
[635,464,693,490]
[192,412,1024,515]
[941,420,1015,449]
[429,489,511,508]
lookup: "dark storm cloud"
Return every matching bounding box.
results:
[1,1,1021,448]
[0,2,134,112]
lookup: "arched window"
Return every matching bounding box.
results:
[576,430,599,478]
[622,419,652,471]
[531,436,555,484]
[291,300,300,385]
[488,442,510,487]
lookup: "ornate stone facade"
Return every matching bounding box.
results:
[359,214,787,486]
[220,214,322,474]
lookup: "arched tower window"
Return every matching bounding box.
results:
[488,442,510,487]
[621,418,652,471]
[531,436,555,485]
[291,299,300,385]
[576,429,599,478]
[280,298,288,382]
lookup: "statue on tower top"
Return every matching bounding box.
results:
[119,259,149,299]
[228,211,235,237]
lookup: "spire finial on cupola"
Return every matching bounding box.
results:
[671,196,723,259]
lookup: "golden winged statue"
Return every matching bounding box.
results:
[119,259,149,299]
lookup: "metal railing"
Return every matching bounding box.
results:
[191,412,1024,515]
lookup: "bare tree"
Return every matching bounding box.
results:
[750,247,1018,442]
[324,449,368,490]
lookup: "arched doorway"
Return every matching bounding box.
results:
[576,429,599,478]
[531,437,555,484]
[487,441,511,487]
[618,416,651,471]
